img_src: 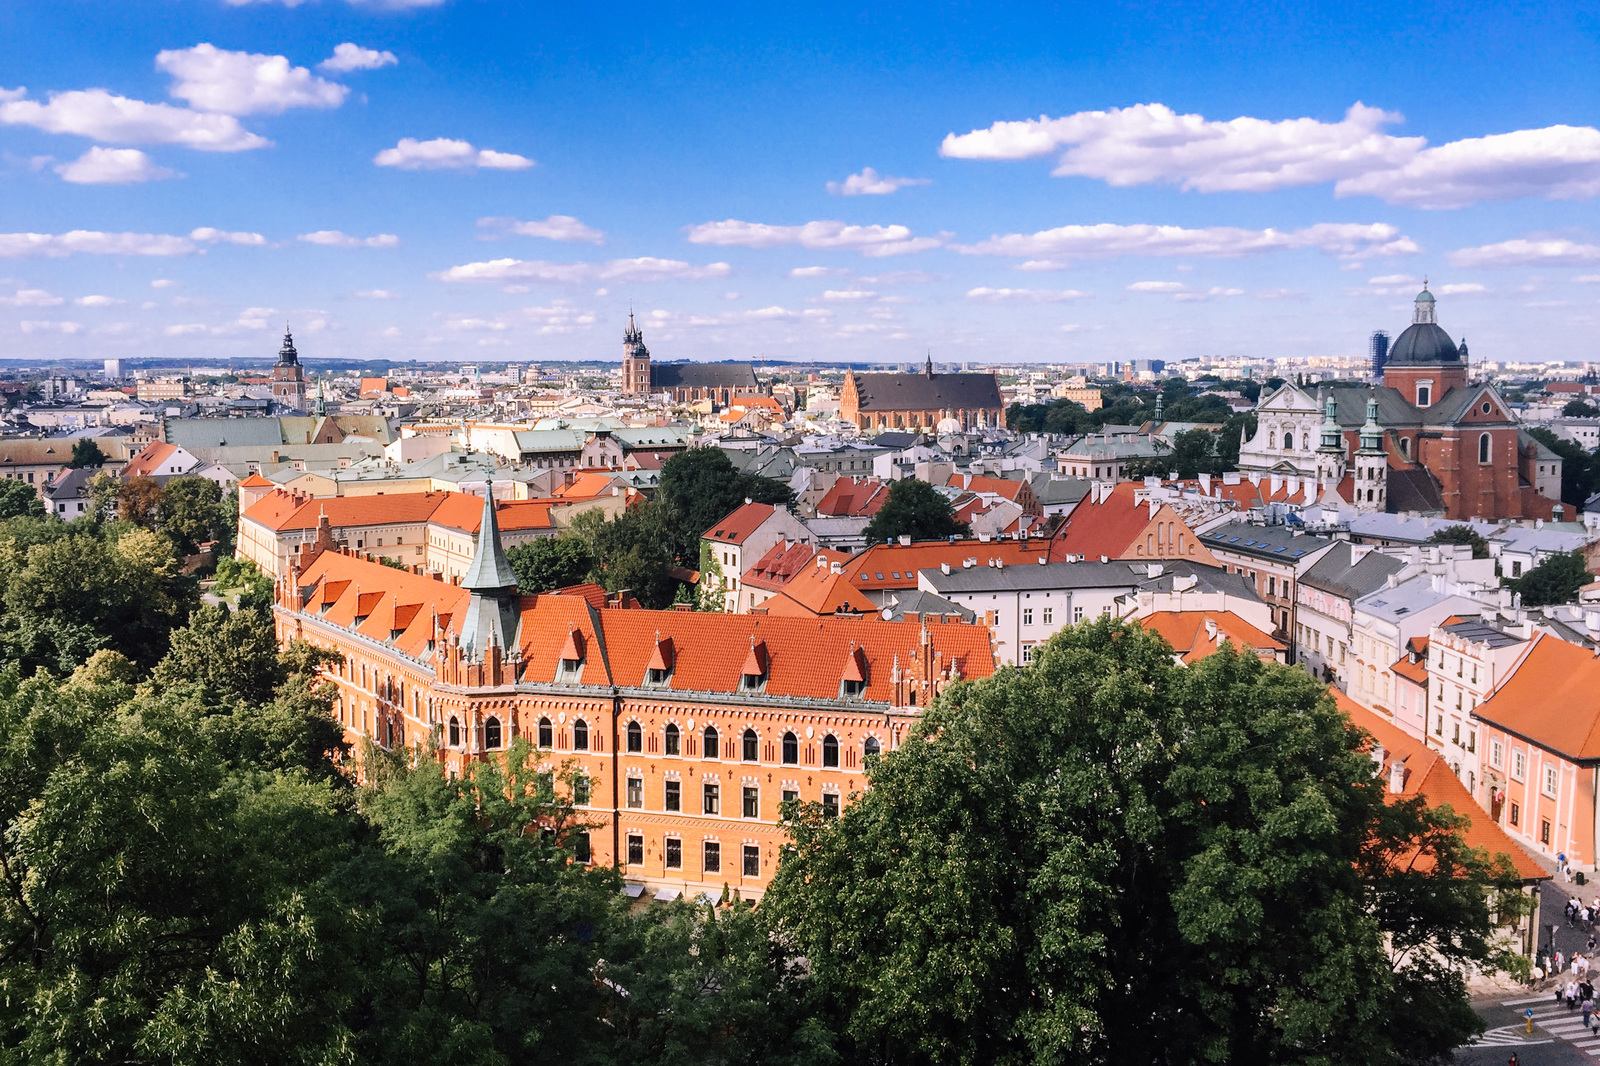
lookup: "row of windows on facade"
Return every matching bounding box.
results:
[444,715,882,766]
[625,836,765,877]
[627,779,839,819]
[1268,429,1497,463]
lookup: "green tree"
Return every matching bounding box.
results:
[1512,549,1592,607]
[567,506,682,608]
[861,478,971,543]
[0,479,44,520]
[67,437,106,468]
[506,534,596,593]
[161,475,228,555]
[1563,399,1600,418]
[1527,426,1598,507]
[766,620,1524,1065]
[86,469,120,519]
[214,555,275,610]
[1428,524,1491,559]
[656,447,796,563]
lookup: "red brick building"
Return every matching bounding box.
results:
[841,356,1004,433]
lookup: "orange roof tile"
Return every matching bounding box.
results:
[297,551,470,660]
[553,472,622,499]
[244,489,454,533]
[1473,634,1600,761]
[704,501,777,544]
[948,473,1025,501]
[1048,482,1154,559]
[1332,688,1548,882]
[1138,611,1285,664]
[237,473,275,488]
[816,477,888,518]
[124,441,177,477]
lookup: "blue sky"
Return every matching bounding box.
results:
[2,0,1598,366]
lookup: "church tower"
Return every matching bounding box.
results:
[1381,284,1468,408]
[1315,390,1346,485]
[271,327,307,411]
[1352,390,1387,512]
[621,311,651,395]
[458,487,521,664]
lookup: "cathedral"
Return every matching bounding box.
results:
[619,313,766,404]
[1237,286,1567,521]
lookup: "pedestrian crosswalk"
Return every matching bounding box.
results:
[1494,1000,1600,1054]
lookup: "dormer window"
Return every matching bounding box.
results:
[739,639,769,693]
[644,635,674,687]
[841,645,868,699]
[557,628,585,684]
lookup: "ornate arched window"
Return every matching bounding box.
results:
[627,721,642,752]
[864,736,881,760]
[665,723,680,755]
[782,731,798,765]
[822,733,839,768]
[1479,432,1491,464]
[538,716,552,747]
[448,715,460,747]
[573,718,589,751]
[1283,432,1293,451]
[742,728,758,761]
[485,716,502,750]
[703,725,719,760]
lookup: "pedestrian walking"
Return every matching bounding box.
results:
[1581,996,1591,1029]
[1509,1053,1519,1066]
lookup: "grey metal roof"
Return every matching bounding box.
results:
[649,363,760,390]
[1323,386,1422,428]
[849,370,1002,412]
[1029,473,1092,506]
[881,589,976,622]
[1439,618,1523,649]
[1387,321,1461,366]
[1200,523,1334,562]
[919,559,1152,594]
[461,493,519,592]
[1299,542,1407,599]
[1387,467,1446,514]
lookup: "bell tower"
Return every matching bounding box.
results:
[1352,390,1387,512]
[271,326,307,411]
[621,311,651,395]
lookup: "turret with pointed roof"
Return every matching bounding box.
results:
[457,486,521,661]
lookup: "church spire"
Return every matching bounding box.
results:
[457,484,521,663]
[924,350,934,378]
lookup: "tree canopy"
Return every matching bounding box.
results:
[1527,426,1600,507]
[67,438,106,468]
[1428,524,1491,559]
[0,479,44,521]
[861,478,971,543]
[766,619,1526,1065]
[1512,549,1593,607]
[655,447,795,563]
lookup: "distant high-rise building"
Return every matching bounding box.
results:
[103,358,122,380]
[1369,330,1391,380]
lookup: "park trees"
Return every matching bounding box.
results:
[861,478,970,543]
[655,447,795,564]
[766,619,1522,1065]
[506,534,596,594]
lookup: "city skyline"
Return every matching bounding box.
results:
[2,1,1599,365]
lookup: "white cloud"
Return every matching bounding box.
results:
[374,137,534,170]
[20,320,82,334]
[1127,281,1188,293]
[960,221,1416,262]
[826,166,931,196]
[319,43,399,73]
[1368,273,1418,285]
[965,286,1089,304]
[354,289,395,299]
[0,289,63,306]
[686,219,944,257]
[858,270,943,284]
[480,215,604,244]
[151,279,179,288]
[432,256,731,284]
[54,146,179,184]
[298,230,400,248]
[76,294,124,307]
[1173,286,1245,302]
[164,323,208,336]
[789,266,850,278]
[191,226,267,245]
[1334,126,1600,208]
[941,102,1417,192]
[1448,238,1600,268]
[1436,282,1486,295]
[0,89,268,151]
[447,317,510,332]
[1576,275,1600,284]
[156,44,347,116]
[819,289,877,302]
[1253,288,1302,299]
[0,231,198,258]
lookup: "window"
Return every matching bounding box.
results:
[626,777,642,808]
[1478,433,1491,464]
[703,782,719,815]
[627,721,642,752]
[1512,560,1523,578]
[665,838,681,869]
[1021,644,1036,663]
[864,736,881,760]
[1073,606,1084,623]
[782,788,799,804]
[665,780,681,811]
[573,775,590,805]
[484,716,502,750]
[742,728,758,761]
[782,731,798,764]
[448,716,461,747]
[1452,722,1460,746]
[1544,765,1559,799]
[665,723,680,756]
[1022,608,1033,626]
[743,844,760,877]
[1542,820,1552,846]
[627,834,643,865]
[573,833,590,864]
[1490,739,1503,769]
[703,841,721,873]
[573,719,589,751]
[1468,730,1476,754]
[1283,433,1293,450]
[1434,714,1442,736]
[743,786,759,818]
[1509,802,1520,827]
[537,717,552,747]
[1417,384,1431,407]
[1512,750,1526,781]
[703,726,719,760]
[822,734,839,768]
[842,677,865,698]
[822,793,839,820]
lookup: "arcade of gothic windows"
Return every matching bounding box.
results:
[506,715,884,767]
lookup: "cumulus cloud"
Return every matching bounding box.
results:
[943,101,1600,208]
[0,289,63,306]
[54,146,179,184]
[0,230,198,258]
[959,221,1416,262]
[151,279,179,288]
[354,289,395,299]
[1436,282,1486,295]
[164,323,209,336]
[157,43,347,116]
[686,219,944,257]
[298,230,400,248]
[826,167,931,196]
[76,294,125,307]
[1576,275,1600,284]
[319,43,398,73]
[1448,237,1600,268]
[1127,281,1187,293]
[1126,281,1243,301]
[789,266,850,278]
[374,137,534,170]
[965,286,1089,303]
[479,215,604,244]
[433,256,732,284]
[191,226,267,245]
[0,88,268,151]
[818,289,877,302]
[20,320,82,334]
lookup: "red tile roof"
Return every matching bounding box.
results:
[243,489,455,533]
[704,501,777,544]
[237,473,275,488]
[427,494,559,534]
[742,539,819,592]
[1472,634,1600,761]
[1332,688,1547,881]
[297,551,469,659]
[948,473,1026,501]
[1138,610,1285,663]
[816,477,888,518]
[124,441,179,477]
[1048,482,1215,565]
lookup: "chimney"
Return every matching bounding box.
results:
[1389,758,1406,794]
[1370,743,1384,770]
[1203,618,1218,641]
[940,562,951,575]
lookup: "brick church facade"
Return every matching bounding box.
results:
[272,492,994,900]
[842,357,1005,433]
[1237,286,1568,522]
